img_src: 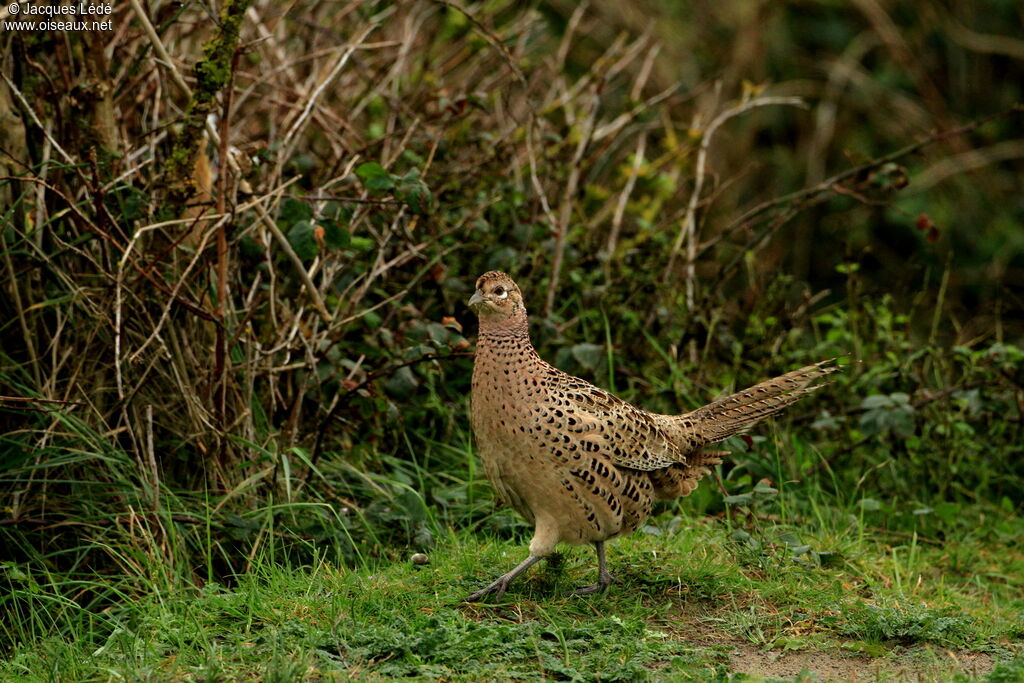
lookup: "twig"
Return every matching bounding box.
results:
[253,201,332,322]
[909,139,1024,193]
[0,72,75,165]
[124,216,222,365]
[309,351,473,469]
[0,396,85,409]
[943,13,1024,60]
[213,45,241,456]
[664,95,808,305]
[127,0,192,98]
[524,117,558,243]
[604,133,646,261]
[545,88,600,317]
[429,0,527,86]
[1,175,220,329]
[0,217,41,387]
[287,194,401,205]
[146,404,160,512]
[277,25,377,174]
[128,0,245,177]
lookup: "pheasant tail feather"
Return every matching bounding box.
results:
[672,359,838,446]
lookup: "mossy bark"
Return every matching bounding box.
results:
[164,0,251,212]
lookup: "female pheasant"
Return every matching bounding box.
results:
[466,270,835,601]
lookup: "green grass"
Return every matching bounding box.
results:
[3,500,1022,681]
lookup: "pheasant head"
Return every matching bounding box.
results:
[467,271,527,332]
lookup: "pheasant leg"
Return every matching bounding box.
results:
[464,554,542,602]
[573,541,613,596]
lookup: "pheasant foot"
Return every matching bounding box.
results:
[572,541,613,596]
[464,554,541,602]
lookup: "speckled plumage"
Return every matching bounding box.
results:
[465,271,835,601]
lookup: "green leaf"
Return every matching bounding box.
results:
[238,235,265,260]
[933,502,961,524]
[279,197,313,225]
[773,636,809,651]
[840,640,889,657]
[729,529,757,548]
[356,162,394,191]
[318,218,350,249]
[859,392,917,438]
[778,532,802,547]
[403,344,435,361]
[571,343,604,371]
[384,366,419,399]
[396,169,433,214]
[2,562,28,581]
[723,493,754,506]
[425,322,450,345]
[860,394,892,410]
[286,220,318,261]
[815,550,842,567]
[403,184,431,214]
[350,236,374,252]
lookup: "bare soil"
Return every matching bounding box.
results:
[730,643,993,682]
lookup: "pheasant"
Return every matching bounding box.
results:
[464,271,836,602]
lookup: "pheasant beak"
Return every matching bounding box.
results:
[467,290,486,310]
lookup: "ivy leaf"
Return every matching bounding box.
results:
[287,220,318,261]
[356,162,394,192]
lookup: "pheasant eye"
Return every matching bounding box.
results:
[493,286,508,299]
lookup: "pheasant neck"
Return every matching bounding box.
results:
[477,309,530,343]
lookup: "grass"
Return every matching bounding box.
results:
[3,491,1022,681]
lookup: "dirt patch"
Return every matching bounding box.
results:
[652,597,997,681]
[729,643,994,681]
